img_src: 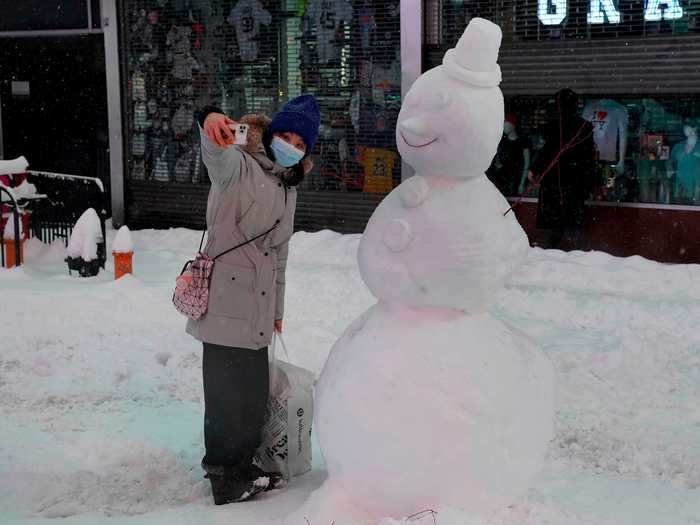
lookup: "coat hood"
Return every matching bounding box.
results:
[238,114,272,156]
[239,113,304,184]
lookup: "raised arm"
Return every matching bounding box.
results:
[197,106,244,191]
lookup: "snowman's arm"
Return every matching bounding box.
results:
[397,175,430,208]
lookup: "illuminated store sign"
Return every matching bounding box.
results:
[538,0,684,26]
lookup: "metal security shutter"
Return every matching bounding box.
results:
[295,190,384,232]
[423,1,700,96]
[499,36,700,95]
[120,0,401,232]
[427,35,700,95]
[127,180,209,229]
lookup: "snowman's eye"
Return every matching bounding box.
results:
[425,90,451,110]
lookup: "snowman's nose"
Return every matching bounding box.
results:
[399,117,431,138]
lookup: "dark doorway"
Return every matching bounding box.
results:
[0,35,108,188]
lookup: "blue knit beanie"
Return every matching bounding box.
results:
[269,94,321,153]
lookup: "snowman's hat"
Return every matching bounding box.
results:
[442,18,502,88]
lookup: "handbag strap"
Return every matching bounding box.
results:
[199,188,288,261]
[210,222,278,261]
[197,229,206,253]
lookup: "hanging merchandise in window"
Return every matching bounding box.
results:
[296,0,401,193]
[582,99,629,172]
[304,0,354,64]
[122,0,402,201]
[357,0,376,50]
[227,0,272,62]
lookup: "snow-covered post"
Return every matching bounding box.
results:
[66,208,105,277]
[112,225,134,279]
[1,203,24,268]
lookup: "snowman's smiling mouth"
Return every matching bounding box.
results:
[400,132,438,148]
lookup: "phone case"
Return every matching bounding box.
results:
[229,123,249,145]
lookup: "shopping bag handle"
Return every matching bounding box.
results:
[270,332,290,368]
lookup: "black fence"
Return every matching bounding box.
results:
[1,171,108,270]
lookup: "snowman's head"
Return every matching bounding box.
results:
[396,18,504,177]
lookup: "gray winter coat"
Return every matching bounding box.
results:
[186,115,297,350]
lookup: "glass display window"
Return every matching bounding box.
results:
[495,94,700,206]
[122,0,402,195]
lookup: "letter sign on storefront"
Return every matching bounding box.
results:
[587,0,620,24]
[644,0,684,21]
[538,0,568,26]
[538,0,684,25]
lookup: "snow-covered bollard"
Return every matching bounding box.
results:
[66,208,105,277]
[112,225,134,279]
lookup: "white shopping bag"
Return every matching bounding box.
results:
[255,334,315,480]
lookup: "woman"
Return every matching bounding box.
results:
[187,95,320,505]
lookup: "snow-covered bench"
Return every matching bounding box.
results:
[26,170,108,268]
[24,170,106,245]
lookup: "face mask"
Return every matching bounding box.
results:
[270,136,305,168]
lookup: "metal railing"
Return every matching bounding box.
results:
[0,186,23,267]
[1,169,108,269]
[25,171,107,260]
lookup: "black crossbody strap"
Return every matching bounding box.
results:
[197,230,206,253]
[211,223,279,262]
[199,188,286,261]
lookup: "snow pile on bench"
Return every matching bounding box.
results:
[0,156,28,175]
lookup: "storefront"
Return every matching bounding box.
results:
[424,0,700,262]
[121,0,402,232]
[118,0,700,262]
[0,3,110,189]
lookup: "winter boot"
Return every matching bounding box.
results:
[247,463,285,491]
[202,463,269,505]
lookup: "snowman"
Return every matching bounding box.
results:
[290,19,554,525]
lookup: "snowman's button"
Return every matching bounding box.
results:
[398,175,430,208]
[383,219,413,252]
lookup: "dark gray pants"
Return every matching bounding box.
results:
[201,343,269,468]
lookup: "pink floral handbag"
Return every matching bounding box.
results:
[173,224,278,321]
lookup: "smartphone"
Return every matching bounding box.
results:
[228,123,249,146]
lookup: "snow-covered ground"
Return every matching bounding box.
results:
[1,225,699,524]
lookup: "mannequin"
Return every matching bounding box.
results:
[583,99,629,174]
[669,124,700,203]
[487,114,531,196]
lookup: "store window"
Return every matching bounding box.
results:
[425,1,700,207]
[506,95,700,205]
[122,0,401,196]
